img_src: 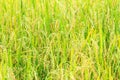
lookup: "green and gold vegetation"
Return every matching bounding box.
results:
[0,0,120,80]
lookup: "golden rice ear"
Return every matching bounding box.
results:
[7,68,16,80]
[0,45,5,52]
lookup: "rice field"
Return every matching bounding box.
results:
[0,0,120,80]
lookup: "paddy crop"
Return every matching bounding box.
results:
[0,0,120,80]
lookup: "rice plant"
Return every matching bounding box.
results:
[0,0,120,80]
